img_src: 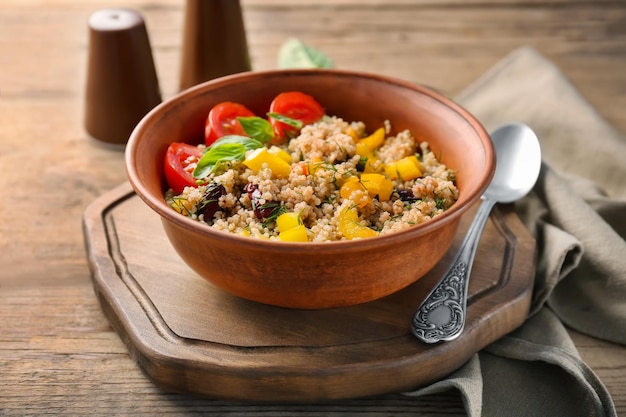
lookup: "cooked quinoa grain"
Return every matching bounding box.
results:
[166,116,458,242]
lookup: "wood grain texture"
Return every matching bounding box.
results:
[1,0,624,415]
[82,183,534,401]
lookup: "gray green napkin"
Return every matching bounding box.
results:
[403,46,625,417]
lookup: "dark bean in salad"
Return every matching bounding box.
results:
[198,183,226,220]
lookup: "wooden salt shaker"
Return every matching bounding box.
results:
[84,9,161,148]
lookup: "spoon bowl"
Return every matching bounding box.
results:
[487,123,542,203]
[412,122,541,343]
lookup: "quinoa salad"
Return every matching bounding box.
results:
[163,93,458,242]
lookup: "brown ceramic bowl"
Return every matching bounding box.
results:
[126,69,495,309]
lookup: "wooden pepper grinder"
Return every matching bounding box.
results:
[179,0,251,91]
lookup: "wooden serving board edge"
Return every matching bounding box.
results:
[82,182,536,402]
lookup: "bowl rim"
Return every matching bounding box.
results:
[126,68,495,253]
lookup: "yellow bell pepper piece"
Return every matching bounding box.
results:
[276,212,301,233]
[362,156,384,174]
[338,206,378,240]
[360,173,393,201]
[268,145,292,163]
[346,127,360,142]
[355,127,385,157]
[278,224,308,242]
[168,197,192,216]
[276,212,307,242]
[339,176,371,208]
[384,155,422,181]
[243,147,291,178]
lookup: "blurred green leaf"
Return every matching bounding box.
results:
[278,38,333,69]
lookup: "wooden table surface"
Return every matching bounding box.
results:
[1,0,624,415]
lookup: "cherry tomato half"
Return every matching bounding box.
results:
[204,102,255,145]
[164,142,203,195]
[269,91,325,144]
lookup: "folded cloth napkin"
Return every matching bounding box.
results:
[403,46,625,417]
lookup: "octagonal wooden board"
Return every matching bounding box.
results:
[82,182,536,402]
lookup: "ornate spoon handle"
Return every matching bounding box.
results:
[411,197,496,343]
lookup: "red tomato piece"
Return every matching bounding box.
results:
[204,102,255,145]
[164,142,203,195]
[269,91,325,144]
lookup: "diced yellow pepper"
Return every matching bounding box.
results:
[276,212,307,242]
[384,155,422,181]
[268,145,292,163]
[307,157,323,175]
[355,127,385,157]
[168,197,192,216]
[337,206,378,240]
[243,147,291,178]
[363,156,384,174]
[360,173,393,201]
[339,176,371,208]
[278,224,308,242]
[243,229,269,239]
[346,127,360,142]
[276,212,301,233]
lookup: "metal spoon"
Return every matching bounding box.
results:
[411,123,541,343]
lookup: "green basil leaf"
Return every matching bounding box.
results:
[267,112,304,129]
[193,143,247,179]
[278,38,334,69]
[237,116,274,144]
[193,135,266,178]
[210,134,264,151]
